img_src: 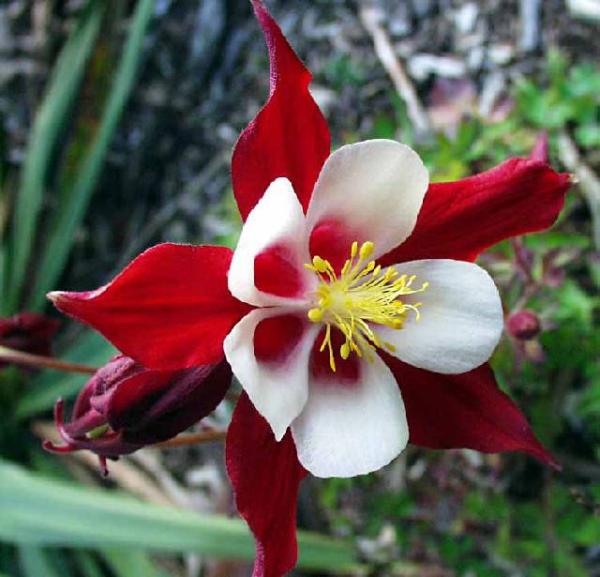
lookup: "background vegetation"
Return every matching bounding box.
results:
[0,1,598,576]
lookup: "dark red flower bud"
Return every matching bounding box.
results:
[43,355,231,474]
[0,312,60,367]
[506,310,541,341]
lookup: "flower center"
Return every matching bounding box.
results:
[305,241,428,372]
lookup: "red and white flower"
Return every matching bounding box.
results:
[48,2,571,576]
[224,140,504,478]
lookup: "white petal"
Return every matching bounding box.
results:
[228,177,313,307]
[380,259,503,374]
[291,354,408,478]
[223,308,318,441]
[306,140,428,259]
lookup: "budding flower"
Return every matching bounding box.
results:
[43,355,231,474]
[0,312,60,367]
[506,310,541,341]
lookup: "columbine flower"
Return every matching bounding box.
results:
[44,355,230,475]
[0,312,60,368]
[47,2,570,576]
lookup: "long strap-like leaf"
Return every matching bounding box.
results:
[28,0,157,310]
[6,2,104,313]
[0,461,361,573]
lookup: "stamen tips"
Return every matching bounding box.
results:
[359,241,375,260]
[308,308,323,323]
[340,342,350,360]
[312,256,328,272]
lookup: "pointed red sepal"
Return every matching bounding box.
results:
[226,393,306,577]
[49,244,250,370]
[232,0,330,220]
[381,150,571,265]
[386,356,560,469]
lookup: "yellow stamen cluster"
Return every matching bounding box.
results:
[305,241,429,371]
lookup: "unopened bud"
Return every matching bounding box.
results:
[506,310,541,341]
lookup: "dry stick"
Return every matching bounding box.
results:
[0,345,97,374]
[359,6,432,139]
[153,429,227,449]
[557,131,600,250]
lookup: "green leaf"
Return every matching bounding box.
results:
[18,546,62,577]
[73,551,104,577]
[0,461,361,573]
[6,1,104,313]
[15,331,114,420]
[102,549,170,577]
[29,0,156,310]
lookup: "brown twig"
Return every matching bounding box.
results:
[557,131,600,249]
[359,5,432,139]
[0,345,97,374]
[152,429,227,448]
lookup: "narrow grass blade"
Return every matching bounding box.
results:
[6,2,104,313]
[18,546,62,577]
[0,461,361,573]
[73,551,104,577]
[102,549,170,577]
[28,0,156,310]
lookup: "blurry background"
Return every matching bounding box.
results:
[0,0,599,576]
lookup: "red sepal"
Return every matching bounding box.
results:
[231,0,330,220]
[226,393,306,577]
[382,155,571,265]
[49,244,250,370]
[386,356,559,468]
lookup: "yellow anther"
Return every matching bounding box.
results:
[312,256,328,272]
[305,241,429,372]
[359,241,375,260]
[308,308,323,323]
[340,342,350,360]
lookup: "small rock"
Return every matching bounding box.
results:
[408,54,466,81]
[454,2,479,34]
[488,43,515,65]
[566,0,600,22]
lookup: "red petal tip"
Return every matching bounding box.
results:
[47,291,67,304]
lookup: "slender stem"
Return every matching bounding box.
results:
[0,345,97,374]
[153,429,227,448]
